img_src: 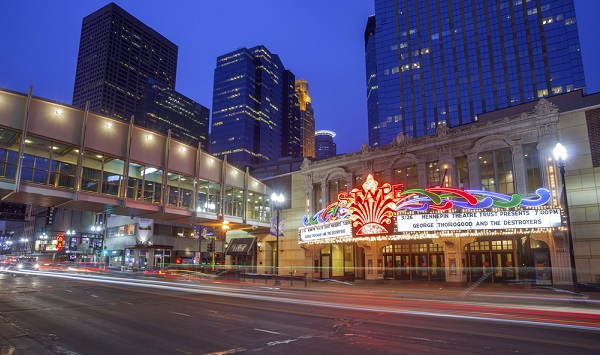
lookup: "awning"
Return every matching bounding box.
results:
[225,237,255,256]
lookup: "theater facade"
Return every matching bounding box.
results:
[295,97,588,286]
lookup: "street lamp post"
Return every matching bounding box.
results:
[553,142,578,292]
[271,193,284,286]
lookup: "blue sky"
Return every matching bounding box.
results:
[0,1,598,154]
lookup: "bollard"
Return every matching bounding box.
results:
[303,273,308,288]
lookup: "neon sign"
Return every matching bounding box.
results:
[302,174,553,237]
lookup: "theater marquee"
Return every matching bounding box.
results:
[396,209,562,232]
[300,174,562,243]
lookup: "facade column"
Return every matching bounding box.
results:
[133,249,140,269]
[146,249,155,269]
[511,144,527,195]
[466,153,481,189]
[358,240,389,281]
[435,237,473,283]
[319,179,327,211]
[417,162,427,188]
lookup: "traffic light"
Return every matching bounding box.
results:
[46,207,54,225]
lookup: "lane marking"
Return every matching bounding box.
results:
[170,311,191,317]
[254,328,284,335]
[91,295,98,298]
[121,301,133,305]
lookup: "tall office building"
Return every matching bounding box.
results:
[364,15,379,147]
[282,71,302,159]
[366,0,586,147]
[295,79,316,158]
[210,46,300,168]
[315,130,337,159]
[73,2,178,121]
[136,78,210,148]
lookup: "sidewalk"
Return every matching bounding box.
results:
[220,275,600,310]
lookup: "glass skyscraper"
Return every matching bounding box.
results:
[210,46,300,168]
[136,78,209,149]
[366,0,586,147]
[315,130,337,159]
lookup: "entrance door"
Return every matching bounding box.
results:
[384,255,394,279]
[321,255,330,279]
[412,254,429,280]
[468,253,492,283]
[492,252,516,283]
[395,254,411,280]
[429,254,445,281]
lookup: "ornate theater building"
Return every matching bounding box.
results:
[260,92,600,286]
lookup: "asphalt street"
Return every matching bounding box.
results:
[1,270,599,354]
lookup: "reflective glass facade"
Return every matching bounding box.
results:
[210,46,300,168]
[367,0,586,147]
[315,130,337,159]
[136,78,209,149]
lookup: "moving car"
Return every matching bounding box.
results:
[0,257,39,275]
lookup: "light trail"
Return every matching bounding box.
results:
[9,270,600,332]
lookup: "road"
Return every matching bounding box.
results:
[1,270,599,354]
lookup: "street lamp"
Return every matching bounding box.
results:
[553,142,578,292]
[271,192,284,285]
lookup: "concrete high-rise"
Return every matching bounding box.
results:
[210,46,300,168]
[366,0,586,147]
[295,79,316,158]
[72,2,178,121]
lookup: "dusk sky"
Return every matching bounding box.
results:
[1,0,599,155]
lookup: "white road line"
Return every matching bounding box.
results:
[171,311,191,317]
[91,295,98,298]
[254,328,284,335]
[121,301,133,305]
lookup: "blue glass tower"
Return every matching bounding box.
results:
[367,0,586,147]
[210,46,299,168]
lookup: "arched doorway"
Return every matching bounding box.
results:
[520,237,552,285]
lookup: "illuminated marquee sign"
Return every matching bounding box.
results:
[56,234,64,250]
[301,174,557,241]
[397,209,561,232]
[300,219,352,242]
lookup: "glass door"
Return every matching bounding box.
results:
[395,254,411,280]
[321,254,330,279]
